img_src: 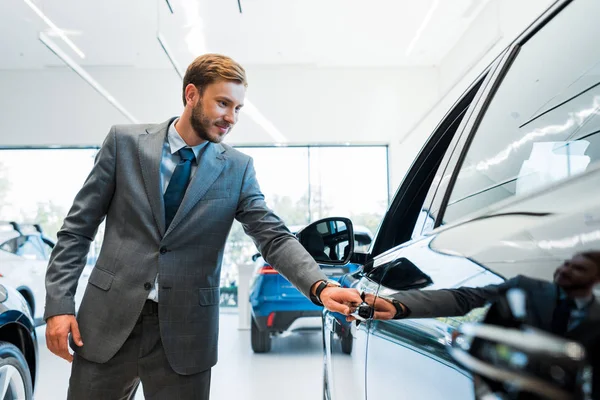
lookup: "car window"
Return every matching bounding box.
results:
[0,238,17,254]
[15,235,47,260]
[443,0,600,224]
[370,76,486,257]
[41,241,53,259]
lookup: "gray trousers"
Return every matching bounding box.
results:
[67,301,211,400]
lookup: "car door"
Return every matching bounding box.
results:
[365,239,505,399]
[322,60,495,400]
[367,0,600,397]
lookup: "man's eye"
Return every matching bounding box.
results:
[219,101,227,107]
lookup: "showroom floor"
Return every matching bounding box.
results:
[35,310,322,400]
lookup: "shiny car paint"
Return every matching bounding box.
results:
[322,0,600,398]
[0,283,38,394]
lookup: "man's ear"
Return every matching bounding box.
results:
[185,84,200,106]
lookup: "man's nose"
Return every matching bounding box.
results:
[224,110,235,124]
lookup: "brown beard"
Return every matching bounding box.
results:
[190,100,221,143]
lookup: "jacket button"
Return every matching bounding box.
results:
[159,247,168,254]
[144,282,152,290]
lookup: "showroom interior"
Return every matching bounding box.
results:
[0,0,576,399]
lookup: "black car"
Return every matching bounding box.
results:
[0,283,38,399]
[301,0,600,398]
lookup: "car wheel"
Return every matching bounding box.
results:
[251,317,271,353]
[0,342,33,400]
[341,334,353,355]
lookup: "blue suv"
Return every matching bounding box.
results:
[248,224,372,353]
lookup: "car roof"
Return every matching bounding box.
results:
[0,222,45,244]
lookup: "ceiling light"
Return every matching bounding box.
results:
[406,0,440,57]
[157,32,184,79]
[242,101,288,143]
[164,0,174,13]
[179,0,208,56]
[24,0,85,59]
[39,32,139,123]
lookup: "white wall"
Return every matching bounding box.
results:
[0,65,439,146]
[0,0,556,200]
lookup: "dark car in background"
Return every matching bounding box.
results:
[249,225,372,353]
[0,282,39,399]
[299,0,600,398]
[0,222,54,322]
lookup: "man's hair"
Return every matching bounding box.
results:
[182,53,247,105]
[580,251,600,277]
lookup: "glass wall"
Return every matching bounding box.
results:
[0,148,99,241]
[0,145,388,307]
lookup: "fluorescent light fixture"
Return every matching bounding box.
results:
[24,0,85,59]
[39,32,139,123]
[164,0,174,13]
[242,100,288,143]
[406,0,440,56]
[179,0,208,56]
[157,32,184,79]
[162,0,286,143]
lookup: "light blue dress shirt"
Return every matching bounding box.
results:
[148,119,208,302]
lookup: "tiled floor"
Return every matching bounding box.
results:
[35,310,322,399]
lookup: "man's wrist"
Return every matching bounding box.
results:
[392,300,409,319]
[309,280,340,306]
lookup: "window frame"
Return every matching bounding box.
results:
[368,68,492,259]
[435,0,576,228]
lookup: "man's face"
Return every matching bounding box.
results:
[189,80,245,143]
[553,253,600,292]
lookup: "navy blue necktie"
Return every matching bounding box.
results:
[551,297,575,335]
[164,148,195,228]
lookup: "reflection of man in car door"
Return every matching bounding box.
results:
[362,252,600,397]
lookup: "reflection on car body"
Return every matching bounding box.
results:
[304,1,600,399]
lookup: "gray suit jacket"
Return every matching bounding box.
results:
[44,118,327,374]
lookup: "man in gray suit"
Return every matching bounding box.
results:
[362,251,600,397]
[45,53,363,399]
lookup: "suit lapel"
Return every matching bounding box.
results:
[164,142,227,237]
[139,118,174,237]
[587,298,600,321]
[568,298,600,338]
[534,283,558,331]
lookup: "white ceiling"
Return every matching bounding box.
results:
[0,0,491,70]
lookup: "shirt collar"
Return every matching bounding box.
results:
[167,118,207,159]
[559,288,594,310]
[574,295,594,310]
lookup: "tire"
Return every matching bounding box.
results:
[251,317,271,353]
[0,342,33,400]
[341,334,353,355]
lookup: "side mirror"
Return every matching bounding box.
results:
[297,217,354,265]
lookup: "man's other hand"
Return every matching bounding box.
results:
[320,287,362,315]
[46,314,83,363]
